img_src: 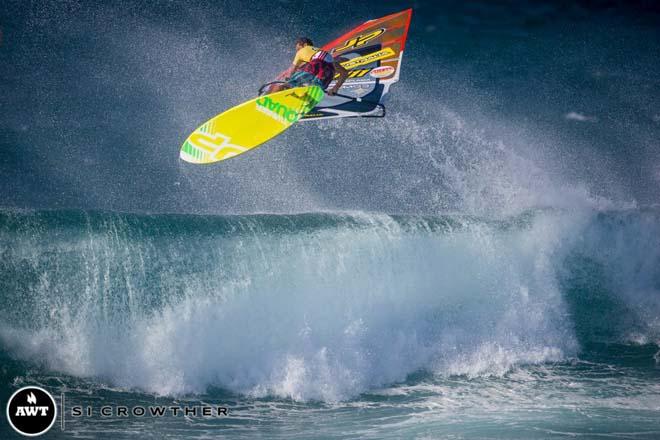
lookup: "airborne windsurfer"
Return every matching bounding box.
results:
[269,37,349,95]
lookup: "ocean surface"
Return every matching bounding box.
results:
[1,0,659,439]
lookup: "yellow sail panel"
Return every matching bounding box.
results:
[340,47,396,70]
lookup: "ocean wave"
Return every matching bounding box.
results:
[0,208,658,400]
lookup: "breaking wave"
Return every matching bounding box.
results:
[1,208,658,401]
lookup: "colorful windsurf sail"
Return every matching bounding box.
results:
[180,9,412,164]
[300,8,412,121]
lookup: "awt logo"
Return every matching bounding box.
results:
[6,386,57,436]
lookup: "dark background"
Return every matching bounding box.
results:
[1,0,659,215]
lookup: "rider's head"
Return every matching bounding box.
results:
[295,37,313,51]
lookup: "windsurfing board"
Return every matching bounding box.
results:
[180,85,324,164]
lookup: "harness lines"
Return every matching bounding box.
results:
[301,49,335,88]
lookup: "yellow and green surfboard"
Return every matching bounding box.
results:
[180,86,324,164]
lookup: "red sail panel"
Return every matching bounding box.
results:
[322,8,412,55]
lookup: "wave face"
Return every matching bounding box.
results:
[1,208,658,400]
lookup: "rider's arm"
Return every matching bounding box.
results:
[277,48,306,80]
[276,63,297,80]
[328,62,349,95]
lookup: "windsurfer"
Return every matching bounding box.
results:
[269,37,349,95]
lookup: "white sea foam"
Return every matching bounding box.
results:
[0,208,604,401]
[564,112,598,122]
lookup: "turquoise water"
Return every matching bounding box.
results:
[1,208,659,438]
[1,0,659,438]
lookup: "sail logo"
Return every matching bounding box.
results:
[6,386,58,436]
[341,47,396,69]
[369,65,395,79]
[256,96,303,124]
[333,28,385,53]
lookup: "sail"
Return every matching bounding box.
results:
[301,8,412,121]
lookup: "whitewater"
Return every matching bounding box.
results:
[1,0,659,438]
[1,207,659,438]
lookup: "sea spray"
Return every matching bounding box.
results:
[4,208,641,400]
